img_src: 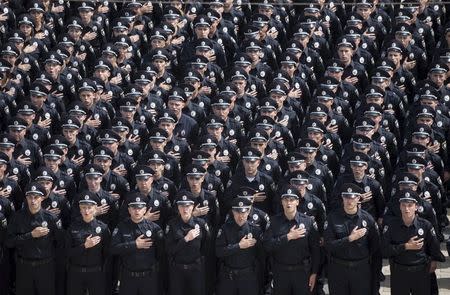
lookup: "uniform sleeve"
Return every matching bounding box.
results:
[380,223,406,258]
[110,226,137,255]
[368,217,380,255]
[425,222,445,262]
[215,226,240,258]
[262,220,289,253]
[308,221,321,274]
[6,214,33,248]
[165,222,189,256]
[66,227,86,258]
[323,216,350,254]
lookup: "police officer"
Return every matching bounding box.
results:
[263,185,320,295]
[215,197,263,295]
[6,182,64,295]
[381,190,445,294]
[66,191,111,295]
[324,183,380,295]
[165,192,210,295]
[110,193,164,295]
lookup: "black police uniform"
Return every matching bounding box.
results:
[110,212,164,295]
[66,194,111,295]
[0,192,13,295]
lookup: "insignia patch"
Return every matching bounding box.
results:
[383,225,388,233]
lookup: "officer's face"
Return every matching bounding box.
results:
[258,7,273,17]
[399,184,418,192]
[102,141,119,154]
[2,53,16,66]
[30,94,47,108]
[400,201,417,219]
[94,68,111,81]
[136,176,153,192]
[243,159,260,176]
[79,203,96,221]
[17,112,35,125]
[45,62,62,79]
[151,38,166,49]
[79,91,95,108]
[350,163,367,179]
[420,99,437,109]
[0,163,6,175]
[281,197,299,214]
[168,100,185,116]
[19,24,33,37]
[232,79,246,94]
[250,141,267,154]
[195,26,210,39]
[158,121,175,136]
[338,47,353,63]
[37,180,53,195]
[430,72,445,87]
[232,209,250,227]
[26,194,43,211]
[260,109,276,119]
[412,134,430,146]
[366,96,383,105]
[291,182,307,196]
[201,146,217,158]
[416,116,433,127]
[178,204,194,221]
[387,51,402,67]
[94,157,112,173]
[326,70,343,81]
[342,196,360,212]
[62,128,79,143]
[207,126,223,139]
[152,59,167,72]
[356,6,371,20]
[366,114,382,124]
[86,175,102,191]
[288,161,306,172]
[120,108,136,120]
[212,105,230,119]
[79,9,94,21]
[300,150,317,164]
[44,157,61,171]
[210,4,224,14]
[270,93,286,107]
[187,175,204,191]
[148,162,164,177]
[355,128,375,138]
[246,49,261,62]
[129,206,147,222]
[281,63,296,76]
[9,128,26,141]
[0,146,13,158]
[395,33,412,48]
[307,131,323,145]
[149,139,167,151]
[407,167,424,179]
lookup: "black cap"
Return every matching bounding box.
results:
[198,134,218,148]
[127,192,148,208]
[25,182,45,196]
[309,103,328,117]
[148,128,168,142]
[134,165,155,180]
[84,164,104,177]
[61,117,81,129]
[157,110,178,124]
[365,85,385,97]
[281,185,300,199]
[354,117,375,130]
[93,146,114,160]
[419,87,440,101]
[336,37,355,49]
[112,117,133,133]
[191,150,210,164]
[248,128,269,142]
[397,172,420,185]
[17,101,37,115]
[287,152,306,165]
[78,191,99,205]
[298,139,319,153]
[193,15,212,27]
[205,115,225,128]
[405,143,427,156]
[29,82,49,96]
[94,58,113,71]
[186,165,206,176]
[352,134,372,149]
[362,103,383,117]
[305,119,326,134]
[48,135,69,149]
[99,130,122,143]
[0,134,16,147]
[119,97,138,112]
[168,87,187,102]
[406,156,427,169]
[34,167,55,182]
[8,118,27,130]
[241,147,262,161]
[415,105,436,118]
[289,171,310,185]
[259,98,278,111]
[412,124,432,138]
[429,62,449,74]
[349,151,370,166]
[398,189,419,203]
[340,183,363,198]
[42,146,63,160]
[0,152,8,165]
[231,197,252,212]
[386,40,405,54]
[175,191,195,205]
[146,150,166,163]
[255,116,276,129]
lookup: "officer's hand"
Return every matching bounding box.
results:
[273,135,284,145]
[287,225,306,241]
[31,226,50,238]
[184,227,200,242]
[17,155,32,167]
[238,235,257,249]
[403,59,416,70]
[253,192,267,203]
[140,2,153,14]
[348,226,367,242]
[7,174,18,182]
[268,27,278,39]
[344,76,358,85]
[96,204,110,216]
[405,236,424,250]
[428,141,440,154]
[167,151,181,160]
[0,187,11,198]
[53,187,67,197]
[75,52,87,62]
[100,92,113,102]
[130,35,140,43]
[216,151,230,164]
[199,86,212,95]
[145,208,161,221]
[309,273,317,292]
[0,12,8,21]
[23,43,38,54]
[109,192,120,201]
[112,165,127,177]
[37,116,52,129]
[193,204,209,217]
[84,234,101,248]
[277,117,289,127]
[288,88,302,99]
[46,205,61,216]
[360,192,372,203]
[422,193,432,203]
[128,134,141,144]
[83,32,97,41]
[323,140,333,150]
[18,63,31,72]
[97,4,109,14]
[245,89,258,97]
[110,75,123,85]
[51,4,64,13]
[136,234,153,249]
[70,155,85,166]
[85,116,101,128]
[172,36,185,45]
[326,123,339,134]
[267,150,278,160]
[429,261,437,273]
[35,32,46,40]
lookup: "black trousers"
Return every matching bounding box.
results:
[327,259,371,295]
[169,261,205,295]
[272,265,311,295]
[119,269,159,295]
[0,247,10,295]
[391,263,430,295]
[67,266,105,295]
[216,268,259,295]
[16,258,55,295]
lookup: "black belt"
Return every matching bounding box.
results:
[393,262,427,272]
[123,265,157,278]
[221,265,254,278]
[172,257,203,270]
[70,265,103,273]
[17,257,53,267]
[330,257,369,267]
[274,259,310,271]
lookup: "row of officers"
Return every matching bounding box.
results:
[1,176,446,295]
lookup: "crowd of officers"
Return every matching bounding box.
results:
[1,0,450,294]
